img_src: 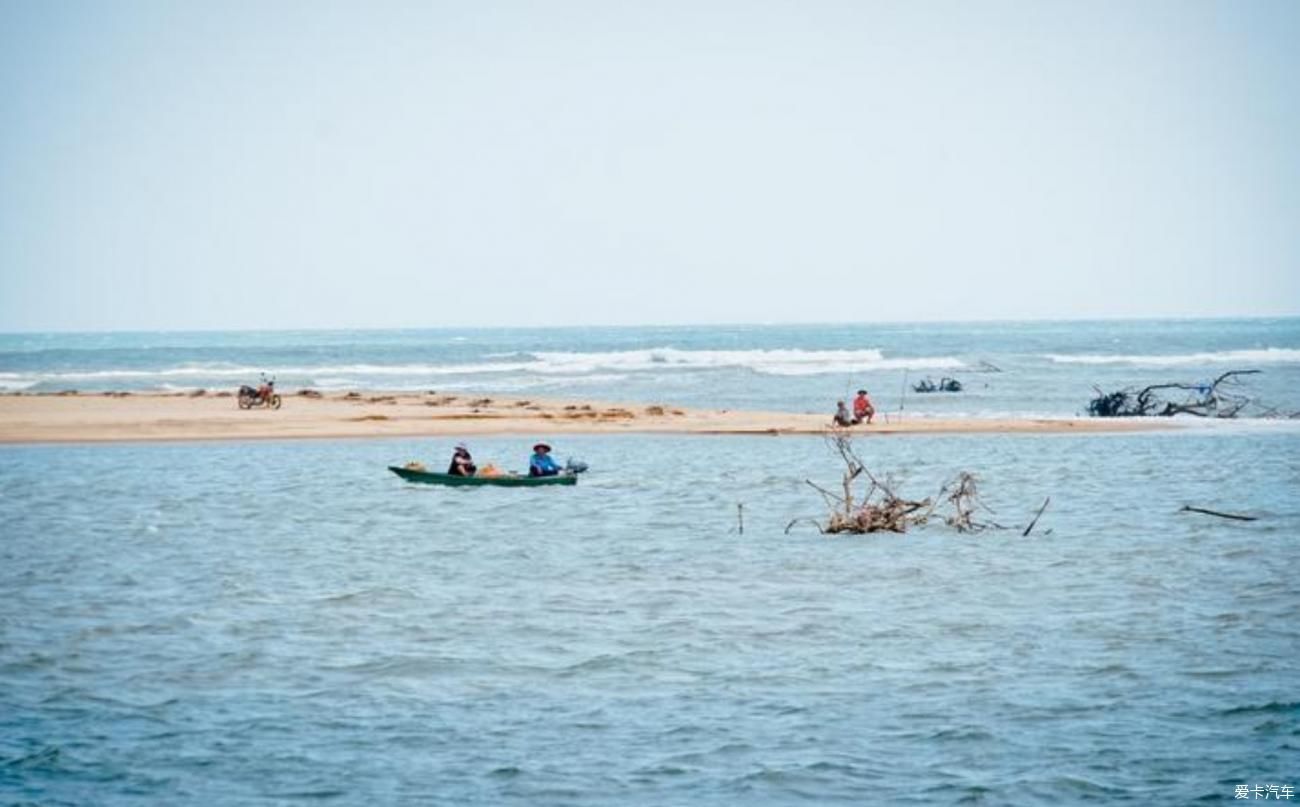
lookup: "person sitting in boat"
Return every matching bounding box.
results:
[529,443,562,477]
[447,444,477,476]
[833,401,853,427]
[853,389,875,424]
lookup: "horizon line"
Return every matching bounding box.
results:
[2,312,1300,337]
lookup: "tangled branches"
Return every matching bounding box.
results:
[941,472,983,532]
[788,434,1005,535]
[1088,369,1264,418]
[913,377,963,393]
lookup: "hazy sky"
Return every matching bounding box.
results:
[1,0,1297,331]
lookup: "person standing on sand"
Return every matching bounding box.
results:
[448,444,477,476]
[853,389,875,425]
[529,443,562,477]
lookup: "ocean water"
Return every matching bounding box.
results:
[2,318,1299,418]
[2,430,1298,805]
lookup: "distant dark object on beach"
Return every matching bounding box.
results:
[238,375,281,410]
[913,377,962,393]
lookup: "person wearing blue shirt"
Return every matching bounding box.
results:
[529,443,562,477]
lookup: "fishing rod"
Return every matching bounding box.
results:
[898,369,908,422]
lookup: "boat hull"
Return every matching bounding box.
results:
[388,466,577,487]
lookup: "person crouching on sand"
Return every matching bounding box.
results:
[529,443,562,477]
[853,389,875,425]
[833,401,854,427]
[448,444,477,476]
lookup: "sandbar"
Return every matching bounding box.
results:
[0,390,1173,445]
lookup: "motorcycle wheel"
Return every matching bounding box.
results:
[238,396,252,410]
[270,394,282,410]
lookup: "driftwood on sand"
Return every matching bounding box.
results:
[1086,369,1296,419]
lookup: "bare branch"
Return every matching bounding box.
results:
[798,434,1014,535]
[1088,369,1275,419]
[785,518,826,535]
[1022,496,1052,536]
[1179,505,1257,522]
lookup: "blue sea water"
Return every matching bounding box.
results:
[2,318,1299,417]
[2,430,1298,805]
[2,320,1299,804]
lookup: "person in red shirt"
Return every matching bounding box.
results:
[852,389,875,425]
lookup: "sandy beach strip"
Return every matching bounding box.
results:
[0,391,1171,444]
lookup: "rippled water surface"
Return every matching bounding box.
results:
[2,432,1298,804]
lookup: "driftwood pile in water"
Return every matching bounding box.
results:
[913,376,963,393]
[788,435,1012,535]
[1088,370,1268,418]
[825,487,929,534]
[942,472,982,532]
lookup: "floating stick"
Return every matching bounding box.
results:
[1022,496,1051,536]
[1179,505,1257,522]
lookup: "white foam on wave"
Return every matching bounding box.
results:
[299,348,962,377]
[309,373,630,392]
[4,363,269,382]
[1045,347,1300,367]
[0,361,536,385]
[0,348,965,389]
[0,372,41,391]
[526,348,964,376]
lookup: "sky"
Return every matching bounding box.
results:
[1,0,1297,331]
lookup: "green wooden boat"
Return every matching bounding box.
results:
[388,466,578,487]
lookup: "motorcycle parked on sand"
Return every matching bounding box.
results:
[238,375,282,410]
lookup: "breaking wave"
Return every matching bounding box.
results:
[1045,347,1300,367]
[525,348,963,376]
[0,372,40,391]
[0,349,964,390]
